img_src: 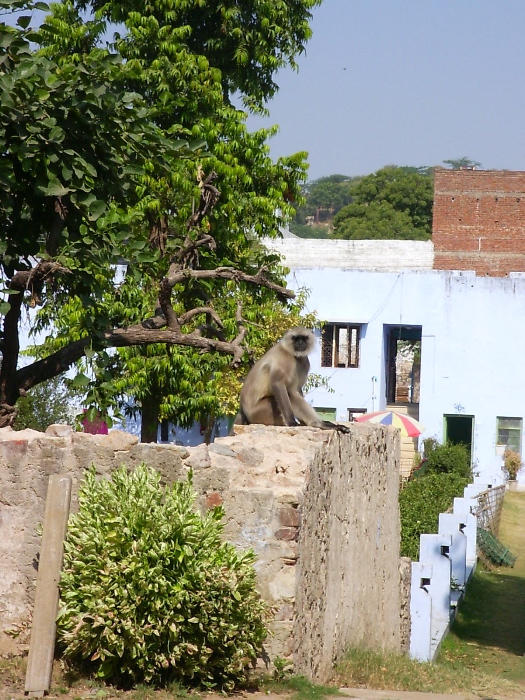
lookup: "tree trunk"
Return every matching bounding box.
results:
[140,392,161,443]
[201,414,216,445]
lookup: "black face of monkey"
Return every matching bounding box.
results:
[292,333,310,354]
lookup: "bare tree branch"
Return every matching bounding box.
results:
[179,306,224,328]
[14,324,246,397]
[162,266,294,302]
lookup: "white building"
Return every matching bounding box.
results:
[269,237,525,485]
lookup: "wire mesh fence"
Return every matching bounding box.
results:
[472,484,512,569]
[472,484,506,534]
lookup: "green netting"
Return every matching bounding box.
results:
[477,526,517,567]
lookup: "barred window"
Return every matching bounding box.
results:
[496,417,522,453]
[321,324,361,368]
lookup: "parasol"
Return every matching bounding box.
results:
[354,410,424,438]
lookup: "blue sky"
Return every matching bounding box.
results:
[6,1,525,182]
[247,0,525,181]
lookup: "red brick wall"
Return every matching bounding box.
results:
[432,169,525,276]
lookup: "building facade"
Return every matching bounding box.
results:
[269,169,525,484]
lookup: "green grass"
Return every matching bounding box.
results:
[336,491,525,698]
[335,646,520,697]
[263,675,342,700]
[438,491,525,687]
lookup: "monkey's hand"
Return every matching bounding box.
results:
[321,421,351,434]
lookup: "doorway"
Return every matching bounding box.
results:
[384,325,422,406]
[444,414,474,455]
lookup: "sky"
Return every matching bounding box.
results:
[247,0,525,182]
[6,0,525,182]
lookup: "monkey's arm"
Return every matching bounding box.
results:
[270,370,299,426]
[289,392,350,433]
[320,420,350,434]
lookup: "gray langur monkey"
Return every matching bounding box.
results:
[234,327,350,433]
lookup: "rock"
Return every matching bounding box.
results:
[45,424,74,438]
[104,430,139,451]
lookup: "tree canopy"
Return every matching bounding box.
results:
[289,174,355,236]
[332,165,433,241]
[0,0,319,430]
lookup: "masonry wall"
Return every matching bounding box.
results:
[294,424,402,679]
[0,423,403,681]
[433,169,525,275]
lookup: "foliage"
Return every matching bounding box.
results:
[399,472,470,560]
[502,449,523,481]
[12,376,74,430]
[0,0,314,430]
[290,174,355,235]
[333,166,433,240]
[422,440,472,480]
[57,464,269,689]
[288,223,331,239]
[442,157,482,170]
[73,0,322,113]
[332,201,428,241]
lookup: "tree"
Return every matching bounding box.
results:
[442,157,482,170]
[0,1,315,429]
[290,174,355,235]
[74,0,322,113]
[332,165,433,240]
[332,201,429,241]
[12,376,75,431]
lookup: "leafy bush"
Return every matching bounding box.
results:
[423,440,472,479]
[57,464,269,690]
[502,449,523,481]
[399,472,470,560]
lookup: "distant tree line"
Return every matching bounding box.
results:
[289,158,481,240]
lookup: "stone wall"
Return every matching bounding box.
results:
[0,422,403,681]
[293,424,402,680]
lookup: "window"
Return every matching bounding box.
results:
[321,324,360,368]
[348,408,367,421]
[496,417,522,453]
[315,408,336,421]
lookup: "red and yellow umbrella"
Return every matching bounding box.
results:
[354,410,424,438]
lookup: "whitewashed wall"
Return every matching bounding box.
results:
[267,239,525,486]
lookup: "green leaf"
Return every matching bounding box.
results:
[41,182,70,197]
[48,126,65,143]
[70,373,90,388]
[16,15,31,29]
[88,200,107,221]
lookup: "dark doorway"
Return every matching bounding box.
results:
[384,325,422,406]
[444,414,474,454]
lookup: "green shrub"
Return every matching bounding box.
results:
[423,441,472,479]
[399,472,470,560]
[56,464,269,690]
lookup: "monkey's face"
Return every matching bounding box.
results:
[292,333,312,356]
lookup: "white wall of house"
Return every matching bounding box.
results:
[283,257,525,486]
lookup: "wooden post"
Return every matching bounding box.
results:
[25,474,72,697]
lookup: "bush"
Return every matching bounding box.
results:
[399,472,470,560]
[423,440,472,479]
[56,464,269,690]
[502,449,523,480]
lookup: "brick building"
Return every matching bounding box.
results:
[433,169,525,276]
